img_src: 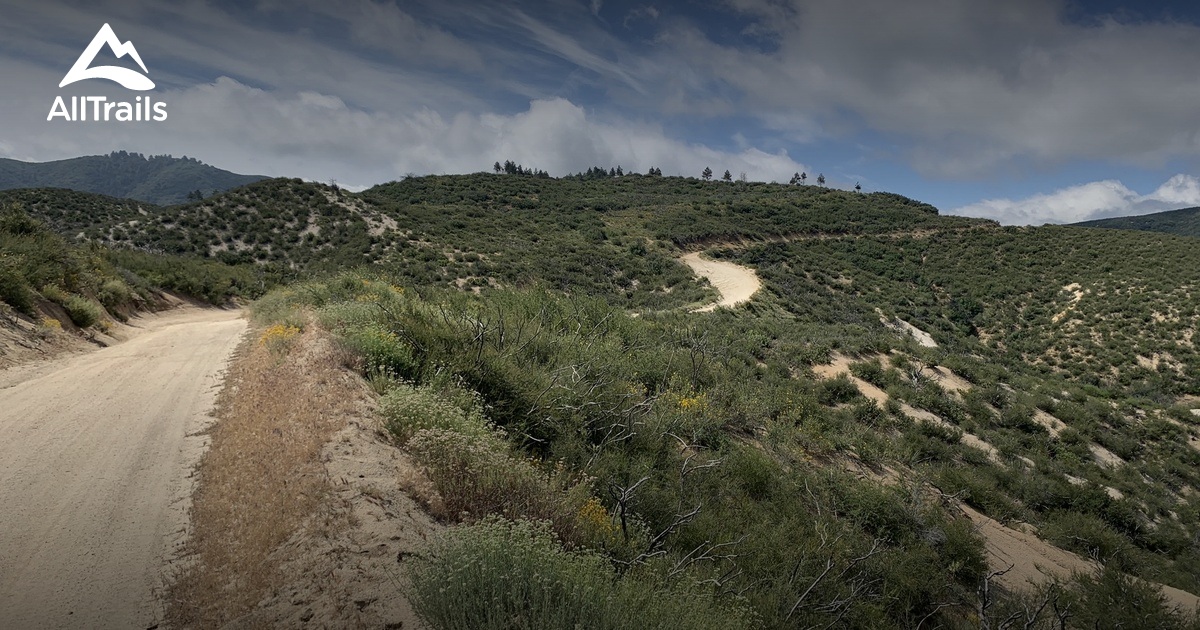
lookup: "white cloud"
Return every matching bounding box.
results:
[952,174,1200,225]
[0,76,807,190]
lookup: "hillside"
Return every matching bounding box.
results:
[1073,206,1200,238]
[16,173,986,309]
[0,152,267,205]
[0,201,258,367]
[13,172,1200,628]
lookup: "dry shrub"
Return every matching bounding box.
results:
[406,428,594,545]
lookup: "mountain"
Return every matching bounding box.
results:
[0,152,267,205]
[1072,206,1200,238]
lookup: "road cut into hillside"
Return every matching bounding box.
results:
[681,252,762,312]
[0,307,246,630]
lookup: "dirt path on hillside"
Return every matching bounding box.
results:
[681,252,762,311]
[0,307,246,630]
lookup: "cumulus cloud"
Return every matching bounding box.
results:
[1,76,807,190]
[952,174,1200,225]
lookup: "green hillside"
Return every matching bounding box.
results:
[15,173,985,309]
[14,172,1200,628]
[0,151,267,205]
[1073,206,1200,238]
[0,203,258,331]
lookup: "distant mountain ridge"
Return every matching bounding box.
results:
[0,152,267,205]
[1072,206,1200,238]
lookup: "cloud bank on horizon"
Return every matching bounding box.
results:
[1,0,1199,224]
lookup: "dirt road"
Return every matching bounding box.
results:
[680,252,761,312]
[0,308,246,630]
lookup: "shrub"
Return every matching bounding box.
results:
[851,399,888,428]
[97,279,135,310]
[379,383,492,445]
[408,518,753,630]
[850,359,886,387]
[342,323,420,381]
[0,256,34,313]
[62,294,103,328]
[817,374,861,405]
[1040,510,1131,564]
[1067,565,1193,629]
[258,323,301,355]
[406,429,589,542]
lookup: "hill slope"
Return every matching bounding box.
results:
[1073,206,1200,238]
[15,173,987,310]
[12,172,1200,627]
[0,152,267,205]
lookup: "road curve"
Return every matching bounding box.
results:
[0,308,246,630]
[680,252,762,312]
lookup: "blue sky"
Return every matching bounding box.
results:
[2,0,1200,223]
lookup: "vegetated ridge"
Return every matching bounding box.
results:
[0,151,267,205]
[1073,206,1200,239]
[8,166,1200,628]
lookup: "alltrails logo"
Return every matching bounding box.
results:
[48,23,167,122]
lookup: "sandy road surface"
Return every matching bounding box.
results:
[0,308,246,630]
[681,252,762,312]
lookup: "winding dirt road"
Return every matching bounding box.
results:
[0,308,246,629]
[680,252,762,312]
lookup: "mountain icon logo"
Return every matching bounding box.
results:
[59,23,155,91]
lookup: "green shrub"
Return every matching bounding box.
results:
[818,374,861,405]
[380,383,492,444]
[342,323,420,381]
[63,294,103,328]
[97,279,135,309]
[408,518,753,630]
[850,359,886,387]
[851,399,888,428]
[1040,510,1131,564]
[0,257,34,313]
[1067,565,1195,629]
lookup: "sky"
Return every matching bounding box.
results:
[2,0,1200,224]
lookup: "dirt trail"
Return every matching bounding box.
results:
[681,252,762,311]
[0,307,246,630]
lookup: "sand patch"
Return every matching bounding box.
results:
[1052,283,1085,324]
[1032,409,1067,437]
[811,353,999,462]
[961,503,1095,593]
[1089,443,1125,468]
[921,365,972,394]
[962,503,1199,613]
[681,252,762,312]
[167,324,436,629]
[876,309,937,347]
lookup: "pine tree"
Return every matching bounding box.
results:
[702,167,713,181]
